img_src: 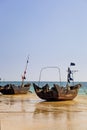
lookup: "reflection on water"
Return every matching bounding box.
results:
[0,93,38,114]
[34,99,87,119]
[0,94,87,130]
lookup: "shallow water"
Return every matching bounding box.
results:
[0,93,87,130]
[1,81,87,95]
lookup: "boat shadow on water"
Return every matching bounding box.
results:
[33,97,87,119]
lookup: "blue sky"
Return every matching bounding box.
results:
[0,0,87,81]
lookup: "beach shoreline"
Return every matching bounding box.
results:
[0,93,87,130]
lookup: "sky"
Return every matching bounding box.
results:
[0,0,87,81]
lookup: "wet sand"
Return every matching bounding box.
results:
[0,93,87,130]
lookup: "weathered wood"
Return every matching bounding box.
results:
[0,83,31,95]
[33,83,81,101]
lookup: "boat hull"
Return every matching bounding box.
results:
[33,83,81,101]
[0,83,31,95]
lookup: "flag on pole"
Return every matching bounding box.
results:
[70,62,75,66]
[67,67,73,83]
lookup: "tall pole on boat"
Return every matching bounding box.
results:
[21,55,29,87]
[67,62,75,86]
[0,78,1,84]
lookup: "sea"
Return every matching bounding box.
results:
[0,81,87,95]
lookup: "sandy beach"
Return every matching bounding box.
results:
[0,93,87,130]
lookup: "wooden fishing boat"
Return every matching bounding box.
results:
[33,63,81,101]
[0,83,31,95]
[0,56,31,95]
[33,83,81,101]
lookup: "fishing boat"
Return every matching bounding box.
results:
[0,56,31,95]
[33,63,81,101]
[0,83,30,94]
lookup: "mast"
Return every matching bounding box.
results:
[67,62,75,86]
[0,78,1,84]
[21,55,29,86]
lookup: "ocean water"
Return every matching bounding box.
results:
[0,81,87,95]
